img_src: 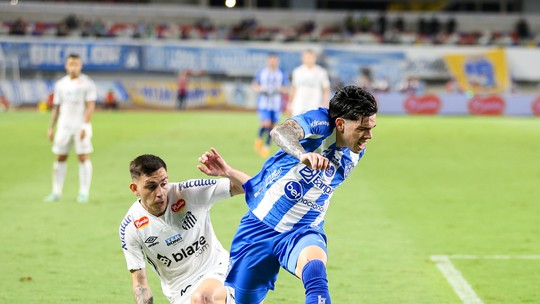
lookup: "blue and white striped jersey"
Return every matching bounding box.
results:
[244,108,365,233]
[254,67,289,111]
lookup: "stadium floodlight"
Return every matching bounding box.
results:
[10,0,18,5]
[225,0,236,8]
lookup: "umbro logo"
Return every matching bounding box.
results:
[145,236,158,244]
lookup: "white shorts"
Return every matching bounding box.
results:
[52,125,93,155]
[171,252,232,304]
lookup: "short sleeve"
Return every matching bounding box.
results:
[178,178,231,210]
[321,68,330,89]
[53,82,61,105]
[291,108,333,139]
[86,78,97,102]
[119,216,146,271]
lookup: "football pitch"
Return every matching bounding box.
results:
[1,110,539,303]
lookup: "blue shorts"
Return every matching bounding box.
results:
[258,109,281,124]
[225,211,328,304]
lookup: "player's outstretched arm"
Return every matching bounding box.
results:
[198,147,251,195]
[131,269,153,304]
[270,119,329,171]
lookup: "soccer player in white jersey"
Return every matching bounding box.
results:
[225,86,378,304]
[44,53,97,203]
[120,148,250,304]
[252,53,290,158]
[288,49,330,116]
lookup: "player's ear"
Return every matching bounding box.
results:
[129,183,139,196]
[335,118,345,132]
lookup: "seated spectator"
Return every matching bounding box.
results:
[397,75,425,95]
[103,88,119,110]
[9,17,26,35]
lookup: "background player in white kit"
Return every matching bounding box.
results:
[288,49,330,116]
[119,148,250,304]
[44,53,97,203]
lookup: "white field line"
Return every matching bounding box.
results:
[430,255,484,304]
[430,254,540,304]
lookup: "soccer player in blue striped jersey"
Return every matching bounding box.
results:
[225,85,377,304]
[252,53,290,158]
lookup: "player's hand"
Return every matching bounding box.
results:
[300,152,329,171]
[79,128,86,140]
[197,147,229,177]
[47,127,54,142]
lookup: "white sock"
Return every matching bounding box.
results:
[78,159,92,196]
[52,161,67,196]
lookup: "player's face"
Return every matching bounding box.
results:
[65,57,83,79]
[302,52,316,67]
[336,114,377,154]
[131,167,169,217]
[268,56,279,69]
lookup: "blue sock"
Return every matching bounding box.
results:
[258,127,265,138]
[302,260,331,304]
[265,128,272,145]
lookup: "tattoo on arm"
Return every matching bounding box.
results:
[270,119,306,160]
[132,270,153,304]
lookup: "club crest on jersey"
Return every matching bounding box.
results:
[171,199,186,213]
[134,216,149,229]
[181,211,197,230]
[284,181,303,200]
[324,165,335,178]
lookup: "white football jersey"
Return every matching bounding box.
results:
[53,74,97,129]
[291,64,330,116]
[119,178,231,303]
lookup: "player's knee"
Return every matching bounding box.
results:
[191,291,211,304]
[301,259,327,285]
[302,260,331,304]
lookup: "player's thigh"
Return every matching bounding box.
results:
[281,232,328,278]
[226,215,280,304]
[52,129,74,155]
[74,128,93,155]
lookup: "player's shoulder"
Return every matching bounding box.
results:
[79,73,96,83]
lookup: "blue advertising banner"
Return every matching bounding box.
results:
[323,48,406,87]
[143,44,301,75]
[0,40,142,71]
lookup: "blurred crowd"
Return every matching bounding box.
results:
[2,13,537,46]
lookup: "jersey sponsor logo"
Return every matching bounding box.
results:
[284,181,303,200]
[468,95,505,115]
[255,168,282,198]
[157,236,208,267]
[299,198,325,212]
[165,233,183,246]
[299,167,334,195]
[310,120,330,127]
[145,236,159,248]
[181,211,197,230]
[171,199,186,213]
[180,284,192,296]
[119,215,133,251]
[299,166,320,183]
[182,179,217,189]
[134,216,149,229]
[157,254,172,267]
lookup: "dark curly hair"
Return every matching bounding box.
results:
[328,85,378,122]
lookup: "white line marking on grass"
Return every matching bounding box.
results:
[430,255,484,304]
[431,254,540,304]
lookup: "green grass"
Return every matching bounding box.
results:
[1,111,539,303]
